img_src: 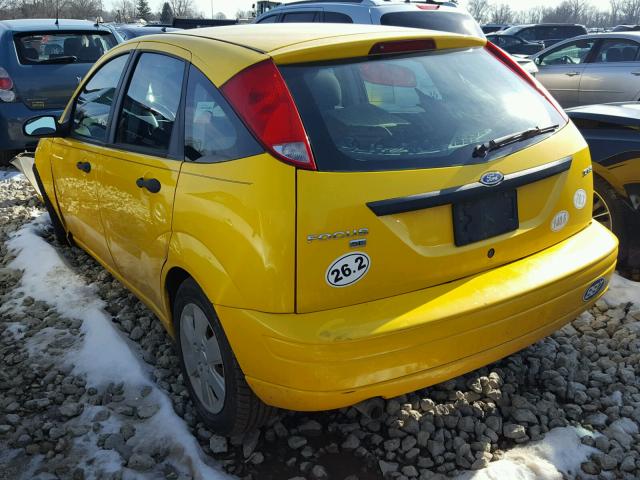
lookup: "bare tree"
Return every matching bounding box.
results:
[620,0,640,23]
[169,0,193,17]
[67,0,103,19]
[467,0,490,24]
[490,3,514,24]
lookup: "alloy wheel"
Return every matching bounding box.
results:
[180,303,226,414]
[593,190,613,231]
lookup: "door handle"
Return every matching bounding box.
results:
[565,71,580,77]
[76,161,91,173]
[136,177,161,193]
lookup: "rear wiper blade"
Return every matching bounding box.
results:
[34,55,77,64]
[472,124,559,158]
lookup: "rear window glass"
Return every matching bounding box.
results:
[280,47,564,171]
[380,11,483,37]
[14,32,117,65]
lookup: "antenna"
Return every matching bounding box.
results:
[55,0,59,26]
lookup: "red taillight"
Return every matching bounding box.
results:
[416,4,439,9]
[221,59,316,170]
[485,41,568,122]
[369,39,436,56]
[0,67,16,102]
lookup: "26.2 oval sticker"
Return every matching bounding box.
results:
[326,252,370,287]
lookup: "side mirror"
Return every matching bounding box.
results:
[23,115,61,137]
[534,57,542,66]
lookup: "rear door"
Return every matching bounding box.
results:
[580,38,640,104]
[281,45,588,313]
[97,45,188,310]
[12,31,118,110]
[535,38,596,107]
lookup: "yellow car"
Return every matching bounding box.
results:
[21,24,618,435]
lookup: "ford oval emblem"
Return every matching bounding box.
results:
[583,278,606,302]
[480,171,505,187]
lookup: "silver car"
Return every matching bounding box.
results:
[532,32,640,107]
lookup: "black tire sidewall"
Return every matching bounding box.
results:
[173,279,242,435]
[594,175,628,262]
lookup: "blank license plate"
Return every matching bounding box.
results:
[452,190,519,247]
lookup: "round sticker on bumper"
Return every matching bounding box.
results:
[583,278,606,302]
[574,189,587,210]
[551,211,569,232]
[326,252,370,287]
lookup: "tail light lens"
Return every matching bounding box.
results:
[221,59,316,170]
[486,41,568,122]
[0,67,17,103]
[369,39,436,56]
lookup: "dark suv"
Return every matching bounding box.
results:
[500,23,587,48]
[0,19,119,164]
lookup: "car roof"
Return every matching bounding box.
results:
[271,0,457,6]
[172,22,475,54]
[0,19,111,33]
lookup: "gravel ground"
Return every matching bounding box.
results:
[1,166,639,480]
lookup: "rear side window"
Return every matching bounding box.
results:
[380,11,483,37]
[116,53,185,153]
[323,12,353,23]
[14,32,117,64]
[282,11,319,22]
[184,66,262,163]
[595,39,640,62]
[281,47,564,171]
[72,54,129,142]
[257,15,278,23]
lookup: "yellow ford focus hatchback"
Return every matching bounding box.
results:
[22,24,618,435]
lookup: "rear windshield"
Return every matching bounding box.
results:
[14,32,117,65]
[380,11,483,37]
[280,47,564,171]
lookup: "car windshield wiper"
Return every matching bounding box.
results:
[34,55,77,64]
[472,124,560,158]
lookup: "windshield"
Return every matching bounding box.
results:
[380,11,483,37]
[280,47,564,171]
[14,31,117,64]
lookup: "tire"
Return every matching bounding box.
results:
[32,165,69,246]
[173,278,275,436]
[593,175,629,266]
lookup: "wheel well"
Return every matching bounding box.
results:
[165,267,192,321]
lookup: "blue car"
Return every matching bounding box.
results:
[0,19,119,164]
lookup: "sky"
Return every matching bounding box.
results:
[142,0,602,19]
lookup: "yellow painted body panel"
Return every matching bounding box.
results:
[296,123,594,312]
[219,222,617,410]
[164,154,296,313]
[594,159,640,199]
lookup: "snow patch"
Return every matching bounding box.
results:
[6,216,229,480]
[605,273,640,307]
[457,427,598,480]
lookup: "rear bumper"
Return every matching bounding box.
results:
[217,222,618,411]
[0,103,61,152]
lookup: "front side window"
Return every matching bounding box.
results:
[539,39,595,66]
[595,39,640,62]
[72,54,129,142]
[184,66,262,163]
[281,47,564,171]
[257,15,278,23]
[14,32,117,65]
[116,53,185,153]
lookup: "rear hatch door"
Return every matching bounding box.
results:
[280,39,593,313]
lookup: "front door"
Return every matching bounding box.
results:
[580,38,640,105]
[98,47,188,310]
[51,52,131,263]
[536,38,596,107]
